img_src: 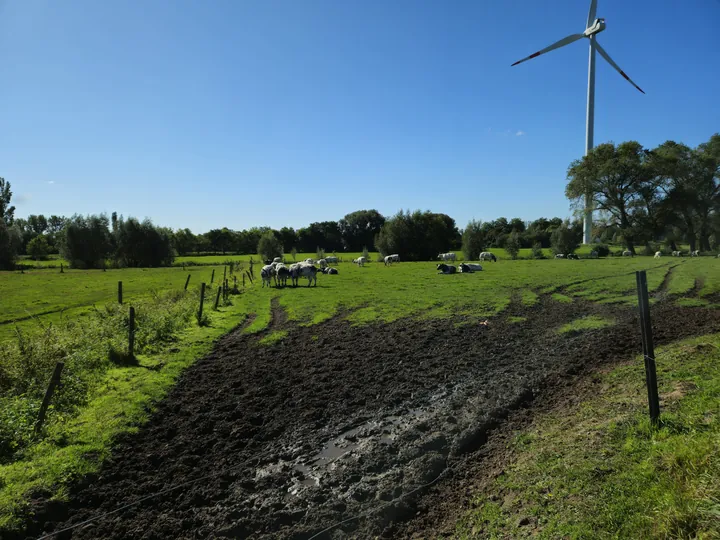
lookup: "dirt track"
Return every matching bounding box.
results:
[16,290,720,539]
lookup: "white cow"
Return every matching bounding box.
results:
[555,254,565,259]
[438,253,456,262]
[691,250,699,257]
[260,264,275,288]
[272,257,283,264]
[479,252,497,262]
[325,256,338,264]
[622,250,633,257]
[654,251,662,258]
[672,251,681,257]
[384,254,400,266]
[353,257,367,267]
[317,258,328,268]
[296,263,317,287]
[459,263,483,273]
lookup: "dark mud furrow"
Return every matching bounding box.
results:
[14,297,720,540]
[656,263,682,297]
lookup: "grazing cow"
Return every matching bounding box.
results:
[383,254,400,266]
[436,263,457,274]
[589,250,599,259]
[321,267,338,275]
[555,254,565,259]
[275,264,290,287]
[459,263,483,273]
[691,250,699,257]
[654,251,662,258]
[317,258,328,268]
[622,250,633,257]
[325,256,338,264]
[438,253,457,262]
[479,252,497,262]
[567,253,579,260]
[296,263,317,286]
[353,257,366,267]
[260,264,275,288]
[672,251,681,257]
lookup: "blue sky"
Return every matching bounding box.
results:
[1,0,718,234]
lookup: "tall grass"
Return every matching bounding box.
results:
[0,290,196,462]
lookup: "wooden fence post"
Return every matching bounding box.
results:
[223,266,227,284]
[198,283,206,323]
[184,274,191,291]
[246,270,253,284]
[118,281,123,304]
[128,306,136,358]
[242,273,246,288]
[214,286,222,310]
[636,270,661,425]
[35,362,64,433]
[211,268,215,285]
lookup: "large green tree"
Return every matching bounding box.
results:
[375,210,458,261]
[566,141,653,253]
[461,219,486,261]
[61,214,114,269]
[338,210,386,252]
[0,177,15,225]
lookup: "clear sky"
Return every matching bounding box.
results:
[1,0,718,234]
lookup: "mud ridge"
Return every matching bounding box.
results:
[11,298,720,540]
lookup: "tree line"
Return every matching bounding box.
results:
[0,133,717,269]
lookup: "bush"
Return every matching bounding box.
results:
[505,232,520,260]
[316,247,325,261]
[531,242,545,259]
[257,232,282,261]
[462,220,485,261]
[362,246,369,261]
[551,224,580,255]
[0,217,17,270]
[27,235,50,260]
[593,244,610,257]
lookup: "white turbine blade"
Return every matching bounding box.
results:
[511,34,585,66]
[587,0,598,28]
[594,41,645,94]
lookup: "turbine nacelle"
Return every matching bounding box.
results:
[583,18,606,37]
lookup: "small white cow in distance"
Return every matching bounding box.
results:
[272,256,283,264]
[654,251,662,258]
[304,258,315,264]
[566,254,579,260]
[438,253,456,262]
[325,256,338,264]
[479,252,497,262]
[672,251,682,257]
[623,250,633,257]
[691,250,699,257]
[383,254,400,266]
[459,263,483,273]
[555,254,565,259]
[317,258,328,268]
[353,257,366,267]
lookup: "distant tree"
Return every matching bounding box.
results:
[375,210,457,261]
[338,209,386,252]
[504,231,521,260]
[27,235,50,260]
[257,231,282,261]
[115,217,175,267]
[27,214,48,235]
[461,220,485,261]
[173,228,196,256]
[0,178,15,225]
[551,222,580,255]
[278,227,299,253]
[61,214,114,269]
[206,228,233,254]
[0,218,16,269]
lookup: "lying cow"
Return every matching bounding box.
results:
[555,254,565,259]
[325,256,338,264]
[320,267,338,275]
[622,250,633,257]
[437,263,457,274]
[566,253,579,260]
[459,263,483,273]
[479,252,497,262]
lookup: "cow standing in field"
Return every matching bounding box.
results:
[654,251,662,258]
[479,252,497,262]
[321,267,338,275]
[438,253,457,262]
[459,263,483,273]
[384,254,400,266]
[691,250,699,257]
[275,264,290,287]
[353,257,366,267]
[437,263,457,274]
[261,264,276,288]
[317,259,328,268]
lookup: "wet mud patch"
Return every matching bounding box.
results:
[12,297,720,540]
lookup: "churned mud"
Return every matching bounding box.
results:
[15,292,720,540]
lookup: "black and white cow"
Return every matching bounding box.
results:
[479,252,497,262]
[459,263,483,273]
[437,263,457,274]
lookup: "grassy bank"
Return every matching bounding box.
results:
[0,286,247,531]
[455,333,720,539]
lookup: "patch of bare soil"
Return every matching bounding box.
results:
[11,295,720,540]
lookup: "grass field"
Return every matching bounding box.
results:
[455,332,720,539]
[0,256,718,531]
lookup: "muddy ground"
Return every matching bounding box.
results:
[14,283,720,539]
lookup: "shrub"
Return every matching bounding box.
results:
[593,244,610,257]
[551,224,580,255]
[0,217,16,270]
[27,235,50,260]
[531,242,545,259]
[505,232,520,260]
[316,247,325,261]
[362,246,369,261]
[257,232,282,261]
[462,220,485,261]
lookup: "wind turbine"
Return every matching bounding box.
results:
[511,0,644,245]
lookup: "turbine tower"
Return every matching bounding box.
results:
[511,0,644,245]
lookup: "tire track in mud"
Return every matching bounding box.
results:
[12,296,720,540]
